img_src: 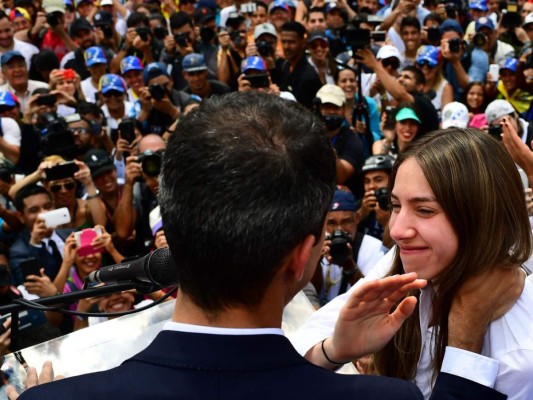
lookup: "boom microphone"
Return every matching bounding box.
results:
[87,248,178,287]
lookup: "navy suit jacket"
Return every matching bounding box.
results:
[9,228,73,286]
[20,331,506,399]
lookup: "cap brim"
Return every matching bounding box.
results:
[184,66,207,72]
[318,94,344,107]
[101,86,124,94]
[91,164,114,178]
[44,6,65,13]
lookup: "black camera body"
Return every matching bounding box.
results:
[39,113,77,160]
[472,32,487,48]
[149,84,166,101]
[327,230,352,265]
[0,161,14,183]
[153,26,168,41]
[256,40,273,57]
[488,125,503,141]
[136,26,151,42]
[374,187,389,211]
[427,27,441,43]
[174,33,189,47]
[137,150,164,177]
[46,12,60,28]
[448,37,463,53]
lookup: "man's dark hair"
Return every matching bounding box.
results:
[14,184,51,212]
[149,13,166,25]
[400,16,421,33]
[127,12,150,28]
[423,12,443,26]
[281,21,307,38]
[0,10,8,22]
[254,1,268,12]
[403,65,426,86]
[169,11,193,31]
[159,92,336,314]
[308,7,326,18]
[77,100,102,117]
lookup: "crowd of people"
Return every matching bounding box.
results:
[0,0,531,397]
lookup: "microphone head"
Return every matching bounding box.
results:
[146,248,178,287]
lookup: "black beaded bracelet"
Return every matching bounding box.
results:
[321,338,346,366]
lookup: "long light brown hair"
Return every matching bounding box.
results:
[373,127,533,379]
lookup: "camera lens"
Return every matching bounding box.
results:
[329,230,351,265]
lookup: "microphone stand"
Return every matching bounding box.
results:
[0,282,136,354]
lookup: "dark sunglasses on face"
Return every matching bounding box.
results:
[416,60,436,69]
[310,40,328,50]
[102,90,123,98]
[50,181,76,192]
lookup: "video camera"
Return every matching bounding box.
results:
[39,113,77,160]
[327,230,352,265]
[256,40,274,57]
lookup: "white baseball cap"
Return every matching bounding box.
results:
[376,45,402,62]
[316,84,345,107]
[523,12,533,28]
[441,102,469,129]
[485,99,515,125]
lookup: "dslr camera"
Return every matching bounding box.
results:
[374,187,389,211]
[174,32,189,48]
[256,41,274,57]
[136,26,151,42]
[327,230,352,265]
[149,84,167,101]
[39,113,77,160]
[448,37,463,53]
[137,150,164,177]
[472,33,487,48]
[46,12,60,28]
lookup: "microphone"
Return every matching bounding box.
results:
[87,248,178,287]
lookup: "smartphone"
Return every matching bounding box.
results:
[488,124,503,141]
[118,118,136,143]
[45,161,79,181]
[489,64,499,82]
[245,73,270,88]
[75,227,103,257]
[63,69,75,80]
[20,258,41,280]
[383,106,396,131]
[36,93,57,107]
[38,207,71,228]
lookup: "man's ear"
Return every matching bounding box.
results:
[287,234,316,282]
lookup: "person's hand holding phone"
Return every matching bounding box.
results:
[62,233,77,269]
[0,317,11,356]
[24,268,58,298]
[125,154,143,185]
[73,160,94,188]
[29,218,52,246]
[90,225,113,253]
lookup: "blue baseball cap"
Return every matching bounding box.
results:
[0,91,19,107]
[500,57,518,73]
[330,189,356,212]
[182,53,207,73]
[241,56,266,72]
[469,0,487,11]
[142,62,169,84]
[99,74,125,94]
[120,56,143,74]
[475,16,494,31]
[416,45,439,68]
[440,19,463,35]
[84,46,107,67]
[269,0,289,13]
[1,50,24,67]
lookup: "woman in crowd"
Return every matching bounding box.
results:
[292,127,533,399]
[335,65,382,152]
[373,103,422,156]
[415,45,453,112]
[463,81,488,128]
[48,68,86,116]
[307,31,336,85]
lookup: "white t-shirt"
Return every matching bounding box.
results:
[1,117,21,147]
[0,39,40,69]
[102,101,135,130]
[81,77,98,103]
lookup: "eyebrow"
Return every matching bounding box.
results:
[390,193,438,203]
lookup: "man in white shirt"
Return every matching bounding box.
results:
[0,50,47,112]
[0,10,38,68]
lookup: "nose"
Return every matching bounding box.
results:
[389,209,416,243]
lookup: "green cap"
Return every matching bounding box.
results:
[395,107,421,124]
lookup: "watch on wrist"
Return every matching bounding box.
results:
[86,190,100,200]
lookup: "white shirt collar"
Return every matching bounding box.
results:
[164,321,284,336]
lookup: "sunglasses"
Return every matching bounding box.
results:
[310,40,328,50]
[381,58,399,70]
[102,90,123,98]
[416,60,436,69]
[68,127,90,135]
[49,181,76,192]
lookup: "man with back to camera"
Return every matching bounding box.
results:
[16,92,511,400]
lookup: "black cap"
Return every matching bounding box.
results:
[362,155,394,173]
[84,149,114,178]
[93,10,113,26]
[70,18,93,36]
[194,7,215,25]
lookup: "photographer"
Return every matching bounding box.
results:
[440,19,489,100]
[311,188,384,306]
[237,56,294,98]
[356,155,393,243]
[60,17,115,80]
[485,99,532,149]
[316,84,365,198]
[109,12,160,76]
[217,12,248,90]
[160,11,217,91]
[474,16,515,65]
[137,62,190,136]
[113,134,164,256]
[181,54,230,99]
[37,0,78,62]
[246,22,285,86]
